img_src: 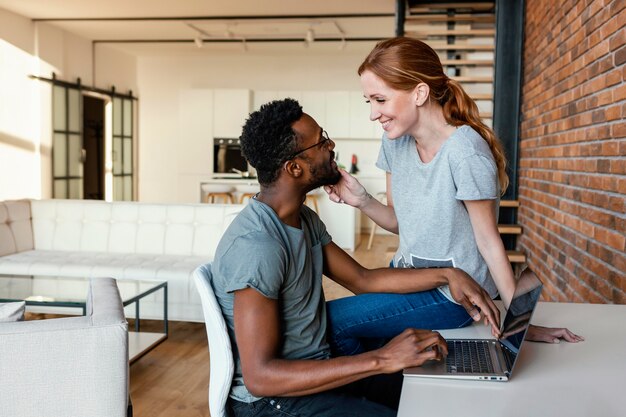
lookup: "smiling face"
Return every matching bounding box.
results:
[360,70,421,139]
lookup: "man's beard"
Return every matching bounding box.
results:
[307,158,341,190]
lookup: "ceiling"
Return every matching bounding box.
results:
[0,0,398,55]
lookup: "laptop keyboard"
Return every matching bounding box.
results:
[446,340,494,374]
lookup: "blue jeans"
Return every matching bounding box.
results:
[229,372,402,417]
[326,288,474,356]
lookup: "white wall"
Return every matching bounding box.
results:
[0,6,137,201]
[136,44,388,205]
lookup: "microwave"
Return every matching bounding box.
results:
[212,138,255,178]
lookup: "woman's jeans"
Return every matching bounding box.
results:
[326,288,474,356]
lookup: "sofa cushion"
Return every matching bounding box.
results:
[0,301,25,322]
[0,200,33,256]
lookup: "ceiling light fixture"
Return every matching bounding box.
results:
[194,36,204,48]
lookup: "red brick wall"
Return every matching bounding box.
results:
[518,0,625,303]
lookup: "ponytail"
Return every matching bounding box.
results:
[444,79,509,194]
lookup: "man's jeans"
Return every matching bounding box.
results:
[229,373,403,417]
[326,288,474,356]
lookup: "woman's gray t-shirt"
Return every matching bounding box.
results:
[211,198,332,403]
[376,125,500,301]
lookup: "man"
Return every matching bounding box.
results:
[211,99,499,416]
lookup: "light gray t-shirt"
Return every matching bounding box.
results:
[211,198,332,403]
[376,125,500,301]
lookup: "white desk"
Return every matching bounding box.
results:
[398,302,626,417]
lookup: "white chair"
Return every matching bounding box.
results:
[193,263,234,417]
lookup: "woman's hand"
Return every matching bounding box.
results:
[526,324,585,343]
[324,169,370,208]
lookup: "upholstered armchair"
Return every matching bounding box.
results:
[0,278,130,417]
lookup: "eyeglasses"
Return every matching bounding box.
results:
[287,130,332,160]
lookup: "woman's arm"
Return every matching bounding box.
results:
[325,170,398,233]
[463,199,516,308]
[464,200,585,344]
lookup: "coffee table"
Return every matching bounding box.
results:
[0,274,168,363]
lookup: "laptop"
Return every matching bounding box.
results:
[404,272,543,381]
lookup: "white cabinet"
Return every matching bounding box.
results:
[349,91,373,139]
[325,91,351,138]
[317,193,361,251]
[253,90,279,111]
[178,89,213,175]
[300,91,326,128]
[212,89,251,138]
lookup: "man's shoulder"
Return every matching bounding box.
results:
[217,203,285,255]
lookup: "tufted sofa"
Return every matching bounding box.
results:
[0,199,244,322]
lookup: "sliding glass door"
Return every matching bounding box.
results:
[112,97,134,201]
[52,85,83,199]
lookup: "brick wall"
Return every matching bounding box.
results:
[518,0,625,303]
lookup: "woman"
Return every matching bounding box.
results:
[325,37,582,355]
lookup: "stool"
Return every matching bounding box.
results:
[201,184,235,204]
[305,189,323,213]
[367,191,387,250]
[236,184,260,203]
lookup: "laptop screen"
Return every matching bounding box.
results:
[498,272,543,374]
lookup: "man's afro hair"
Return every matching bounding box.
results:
[240,98,303,185]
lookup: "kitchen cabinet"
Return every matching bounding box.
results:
[316,191,361,251]
[324,91,351,138]
[253,90,279,111]
[178,89,213,176]
[213,89,251,138]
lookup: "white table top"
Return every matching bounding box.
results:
[398,302,626,417]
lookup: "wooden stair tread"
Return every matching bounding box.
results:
[506,250,527,263]
[406,29,495,37]
[498,224,522,234]
[405,14,495,23]
[422,43,495,51]
[500,200,520,208]
[409,3,495,13]
[470,93,493,100]
[451,76,493,83]
[440,59,494,66]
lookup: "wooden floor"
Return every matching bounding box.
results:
[129,233,398,417]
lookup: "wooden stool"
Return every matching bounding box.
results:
[305,189,323,213]
[201,184,235,204]
[367,192,387,250]
[236,184,260,204]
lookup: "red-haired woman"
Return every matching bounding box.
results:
[325,37,582,356]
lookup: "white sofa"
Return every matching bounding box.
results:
[0,199,244,321]
[0,278,129,417]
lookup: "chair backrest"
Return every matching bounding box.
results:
[193,263,234,417]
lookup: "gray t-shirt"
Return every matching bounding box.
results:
[211,197,332,403]
[376,125,500,301]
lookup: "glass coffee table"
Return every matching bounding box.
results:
[0,274,168,363]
